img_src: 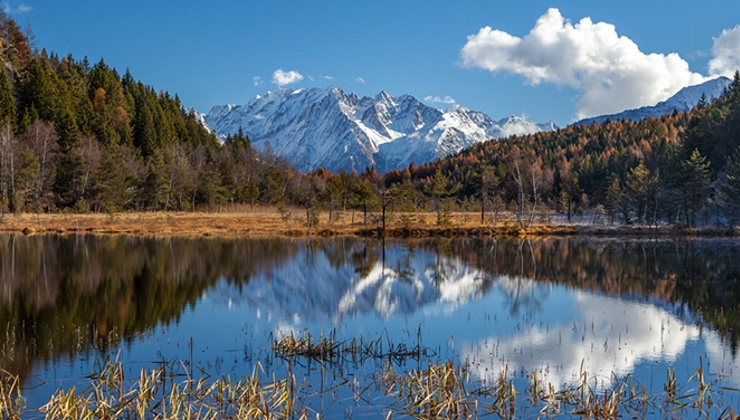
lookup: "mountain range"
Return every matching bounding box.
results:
[203,77,731,173]
[575,76,731,126]
[204,87,555,173]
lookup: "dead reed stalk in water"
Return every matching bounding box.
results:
[5,335,740,419]
[0,370,24,419]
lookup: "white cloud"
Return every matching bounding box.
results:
[271,69,304,87]
[252,76,263,86]
[709,24,740,77]
[3,2,31,14]
[424,95,456,104]
[355,77,365,84]
[460,8,706,119]
[322,75,335,81]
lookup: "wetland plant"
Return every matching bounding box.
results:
[0,333,738,419]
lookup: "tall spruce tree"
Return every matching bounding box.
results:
[133,94,156,156]
[17,57,59,128]
[52,106,84,209]
[625,162,657,224]
[0,67,16,126]
[680,149,711,226]
[56,57,94,135]
[142,150,170,210]
[720,147,740,225]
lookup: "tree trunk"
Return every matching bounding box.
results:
[306,207,312,236]
[527,168,538,228]
[382,204,386,232]
[480,199,485,224]
[513,161,525,228]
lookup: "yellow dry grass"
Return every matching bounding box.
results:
[0,207,523,238]
[0,207,735,238]
[0,207,308,238]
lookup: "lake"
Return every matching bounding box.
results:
[0,234,738,417]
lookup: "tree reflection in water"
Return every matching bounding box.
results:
[0,234,737,388]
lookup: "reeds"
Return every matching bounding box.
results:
[478,365,518,417]
[393,361,473,419]
[378,358,738,420]
[0,335,737,419]
[272,329,434,366]
[35,354,302,419]
[0,369,24,419]
[273,331,338,362]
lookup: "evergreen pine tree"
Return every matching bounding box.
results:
[52,107,84,208]
[17,58,59,122]
[605,173,626,224]
[0,68,16,126]
[720,146,740,225]
[625,162,657,224]
[424,168,457,226]
[133,94,157,156]
[56,57,94,135]
[197,169,226,212]
[142,150,170,210]
[680,149,711,226]
[93,145,137,212]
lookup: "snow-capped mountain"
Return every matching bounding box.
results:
[576,76,732,126]
[204,87,556,173]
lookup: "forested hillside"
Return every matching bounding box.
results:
[0,12,300,214]
[0,10,737,229]
[386,78,740,227]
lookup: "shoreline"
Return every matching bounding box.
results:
[0,210,737,239]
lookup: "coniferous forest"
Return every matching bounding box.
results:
[0,12,738,228]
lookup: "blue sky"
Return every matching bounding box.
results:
[11,1,740,125]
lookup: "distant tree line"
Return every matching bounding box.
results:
[0,10,737,228]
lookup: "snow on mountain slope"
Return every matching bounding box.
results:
[576,77,731,126]
[204,87,557,173]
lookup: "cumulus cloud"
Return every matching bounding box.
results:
[460,8,706,119]
[252,76,263,86]
[424,95,457,104]
[272,69,304,87]
[709,24,740,77]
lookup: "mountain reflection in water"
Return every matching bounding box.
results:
[208,240,491,323]
[0,234,738,401]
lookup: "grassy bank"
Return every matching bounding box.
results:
[0,207,737,238]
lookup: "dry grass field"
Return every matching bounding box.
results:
[0,207,538,238]
[0,206,736,238]
[0,207,319,238]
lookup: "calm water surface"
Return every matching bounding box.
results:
[0,235,738,417]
